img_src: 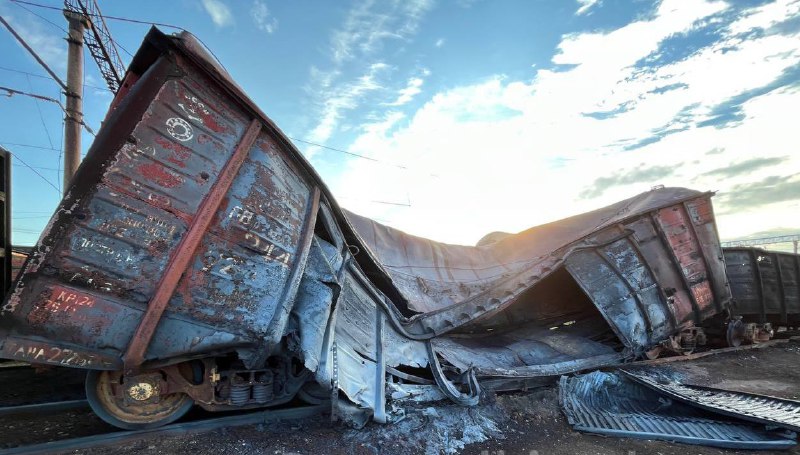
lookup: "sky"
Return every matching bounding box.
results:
[0,0,798,249]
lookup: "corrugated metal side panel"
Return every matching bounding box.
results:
[654,199,719,321]
[626,216,696,325]
[724,249,763,320]
[778,253,800,323]
[684,197,731,314]
[565,234,673,350]
[333,271,385,416]
[724,248,800,325]
[0,50,313,367]
[757,252,784,321]
[163,126,311,338]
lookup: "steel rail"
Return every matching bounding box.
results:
[0,404,326,455]
[0,399,88,417]
[632,336,799,366]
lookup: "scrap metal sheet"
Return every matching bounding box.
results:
[624,368,800,432]
[432,324,623,377]
[559,371,796,450]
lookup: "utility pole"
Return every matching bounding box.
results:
[63,10,88,192]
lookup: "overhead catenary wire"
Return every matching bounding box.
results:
[9,0,230,89]
[10,0,185,29]
[0,141,60,152]
[0,65,112,91]
[4,1,427,173]
[11,162,59,171]
[9,0,67,34]
[0,14,66,90]
[26,74,55,149]
[4,150,60,193]
[0,85,96,135]
[4,0,432,210]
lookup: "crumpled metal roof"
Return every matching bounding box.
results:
[346,186,708,314]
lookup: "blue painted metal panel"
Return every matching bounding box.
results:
[0,34,311,370]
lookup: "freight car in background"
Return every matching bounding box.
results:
[724,247,800,343]
[0,27,772,431]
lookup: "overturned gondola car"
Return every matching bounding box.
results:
[0,29,737,429]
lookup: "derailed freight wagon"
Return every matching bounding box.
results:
[0,29,737,429]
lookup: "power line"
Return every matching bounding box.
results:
[9,1,230,83]
[3,150,60,193]
[10,0,185,29]
[116,40,134,58]
[26,74,55,149]
[13,228,44,234]
[12,162,59,171]
[0,141,60,152]
[0,14,66,90]
[0,65,112,91]
[10,0,67,34]
[287,136,409,169]
[0,85,96,135]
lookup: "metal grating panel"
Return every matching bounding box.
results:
[559,371,796,450]
[624,369,800,432]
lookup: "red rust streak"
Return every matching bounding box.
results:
[154,136,192,168]
[199,109,228,134]
[136,163,183,188]
[123,119,263,369]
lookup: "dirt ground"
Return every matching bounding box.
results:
[91,340,800,455]
[0,364,85,406]
[2,340,800,454]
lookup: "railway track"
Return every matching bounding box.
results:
[0,403,326,455]
[0,400,88,417]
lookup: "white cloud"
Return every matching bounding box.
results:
[330,0,433,64]
[331,0,800,245]
[2,13,66,72]
[302,0,434,156]
[306,63,390,148]
[575,0,601,16]
[202,0,234,28]
[252,0,278,34]
[386,77,425,106]
[435,38,445,47]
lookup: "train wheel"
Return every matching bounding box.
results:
[297,381,329,405]
[86,369,194,430]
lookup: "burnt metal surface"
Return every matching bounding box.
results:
[559,371,796,450]
[347,188,732,357]
[123,119,263,369]
[0,29,342,372]
[0,25,746,427]
[624,368,800,432]
[724,247,800,326]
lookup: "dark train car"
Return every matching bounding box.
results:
[724,247,800,328]
[0,28,738,430]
